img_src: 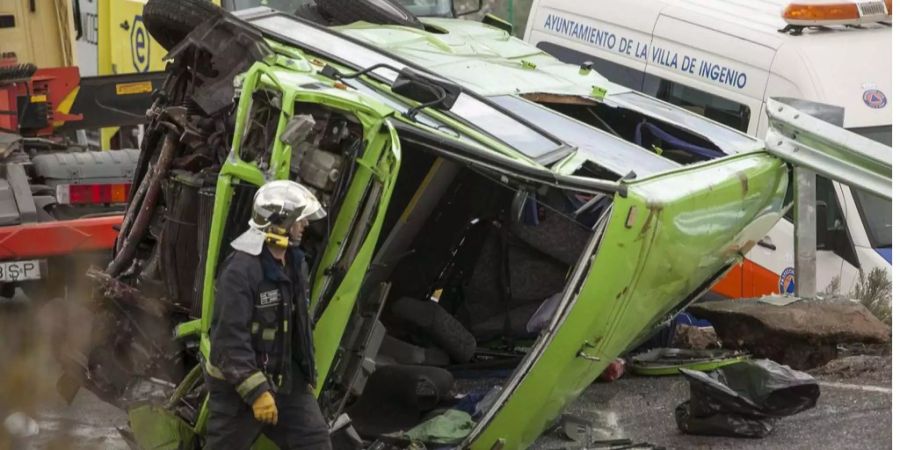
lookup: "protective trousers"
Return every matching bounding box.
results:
[204,374,332,450]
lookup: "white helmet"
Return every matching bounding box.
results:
[249,180,326,230]
[231,180,326,255]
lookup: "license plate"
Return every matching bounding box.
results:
[0,260,42,282]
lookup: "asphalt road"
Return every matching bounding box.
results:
[9,359,890,450]
[20,391,129,450]
[2,295,891,450]
[532,369,892,450]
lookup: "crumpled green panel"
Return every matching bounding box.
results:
[129,405,196,450]
[404,410,475,445]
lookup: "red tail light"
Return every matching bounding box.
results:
[56,183,131,205]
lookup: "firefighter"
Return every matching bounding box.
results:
[203,180,331,450]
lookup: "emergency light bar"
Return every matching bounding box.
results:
[783,0,891,25]
[57,183,131,205]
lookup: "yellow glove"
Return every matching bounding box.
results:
[251,391,278,425]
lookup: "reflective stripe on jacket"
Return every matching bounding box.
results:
[208,246,316,404]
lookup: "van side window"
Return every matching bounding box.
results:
[535,41,644,90]
[642,75,751,132]
[782,174,859,268]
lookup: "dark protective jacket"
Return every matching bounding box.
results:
[206,246,317,404]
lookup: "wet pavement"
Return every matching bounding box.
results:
[8,361,889,450]
[20,391,129,450]
[1,292,891,449]
[533,365,892,449]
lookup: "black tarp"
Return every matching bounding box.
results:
[676,359,820,438]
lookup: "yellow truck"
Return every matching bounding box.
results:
[79,0,461,76]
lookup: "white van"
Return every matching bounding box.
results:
[523,0,892,299]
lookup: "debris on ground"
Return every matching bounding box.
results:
[672,323,721,350]
[451,384,504,422]
[630,348,749,376]
[127,404,196,450]
[675,359,820,438]
[810,354,892,381]
[554,412,626,446]
[403,409,474,445]
[549,418,664,450]
[820,344,893,386]
[599,358,626,382]
[688,296,891,369]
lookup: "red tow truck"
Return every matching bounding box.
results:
[0,13,161,300]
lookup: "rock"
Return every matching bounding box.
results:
[672,324,720,350]
[687,296,891,369]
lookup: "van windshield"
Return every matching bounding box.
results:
[852,188,891,249]
[849,125,892,147]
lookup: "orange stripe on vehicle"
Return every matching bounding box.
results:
[711,264,743,299]
[742,260,781,298]
[711,260,781,299]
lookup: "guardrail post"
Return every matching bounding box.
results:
[793,166,817,298]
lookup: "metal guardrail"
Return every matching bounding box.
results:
[766,98,891,199]
[764,97,892,298]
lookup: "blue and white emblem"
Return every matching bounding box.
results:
[862,89,887,109]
